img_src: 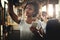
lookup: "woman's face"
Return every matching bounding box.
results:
[25,4,35,17]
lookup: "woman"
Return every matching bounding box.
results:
[8,0,44,40]
[41,12,48,33]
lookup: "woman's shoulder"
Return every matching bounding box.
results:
[35,19,42,26]
[36,19,42,24]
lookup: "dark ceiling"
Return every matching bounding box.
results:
[12,0,59,6]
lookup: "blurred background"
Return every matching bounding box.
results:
[0,0,60,40]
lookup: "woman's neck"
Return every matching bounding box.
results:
[26,17,37,24]
[26,17,33,24]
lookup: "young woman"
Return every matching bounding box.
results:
[8,0,44,40]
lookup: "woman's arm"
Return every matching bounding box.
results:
[39,27,44,34]
[8,0,20,24]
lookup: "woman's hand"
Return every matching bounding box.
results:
[30,26,38,32]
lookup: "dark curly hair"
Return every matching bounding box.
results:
[24,1,39,17]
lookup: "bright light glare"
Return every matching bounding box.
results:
[42,4,59,17]
[42,6,46,11]
[48,4,53,17]
[1,0,8,8]
[42,4,53,17]
[56,4,59,18]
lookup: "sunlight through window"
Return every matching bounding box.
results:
[42,4,59,18]
[48,4,53,17]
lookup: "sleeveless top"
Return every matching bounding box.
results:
[18,20,42,40]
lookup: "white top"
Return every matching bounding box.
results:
[41,21,47,33]
[18,19,42,40]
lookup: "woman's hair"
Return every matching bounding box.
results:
[24,1,39,17]
[46,19,60,40]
